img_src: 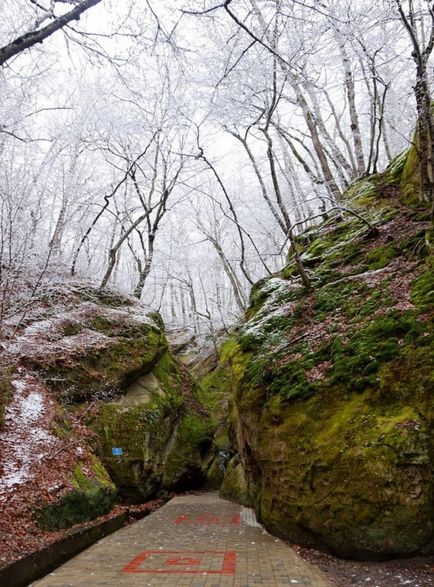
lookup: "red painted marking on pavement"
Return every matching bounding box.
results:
[222,551,237,575]
[165,557,201,566]
[122,550,237,575]
[175,515,187,524]
[196,514,221,524]
[231,514,241,525]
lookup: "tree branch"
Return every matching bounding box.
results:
[0,0,102,66]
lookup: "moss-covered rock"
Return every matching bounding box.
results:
[203,161,434,559]
[91,350,213,501]
[220,455,253,507]
[9,283,171,405]
[26,315,166,404]
[411,263,434,310]
[401,139,420,206]
[205,455,225,489]
[36,457,116,530]
[2,282,213,535]
[163,414,213,489]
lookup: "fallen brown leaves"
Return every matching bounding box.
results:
[0,497,164,570]
[291,542,434,587]
[0,374,101,568]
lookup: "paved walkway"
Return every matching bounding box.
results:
[31,493,331,586]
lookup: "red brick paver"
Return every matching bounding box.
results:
[31,493,331,586]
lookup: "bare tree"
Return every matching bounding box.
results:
[99,134,187,293]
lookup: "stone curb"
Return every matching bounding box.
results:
[0,512,129,587]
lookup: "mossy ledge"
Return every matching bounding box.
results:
[203,151,434,559]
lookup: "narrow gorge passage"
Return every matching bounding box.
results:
[30,493,331,586]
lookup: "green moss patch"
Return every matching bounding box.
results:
[365,242,399,269]
[411,264,434,310]
[328,312,423,391]
[0,368,14,430]
[220,455,253,507]
[163,414,213,488]
[36,459,116,530]
[147,311,165,331]
[152,352,182,400]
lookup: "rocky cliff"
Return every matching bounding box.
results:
[202,149,434,559]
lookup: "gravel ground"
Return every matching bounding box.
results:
[293,544,434,587]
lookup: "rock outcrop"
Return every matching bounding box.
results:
[203,151,434,559]
[91,350,213,501]
[0,280,212,551]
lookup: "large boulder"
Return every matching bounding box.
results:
[204,161,434,559]
[15,289,167,403]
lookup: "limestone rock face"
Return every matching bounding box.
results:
[92,353,213,501]
[122,373,163,406]
[203,159,434,559]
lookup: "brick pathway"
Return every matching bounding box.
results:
[31,493,331,586]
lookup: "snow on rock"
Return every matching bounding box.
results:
[5,298,155,361]
[0,371,57,499]
[238,277,300,344]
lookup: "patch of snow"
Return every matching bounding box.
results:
[59,329,110,350]
[24,319,56,337]
[10,379,27,393]
[239,279,298,351]
[0,373,57,498]
[240,506,263,528]
[240,281,289,333]
[5,292,155,359]
[14,390,44,423]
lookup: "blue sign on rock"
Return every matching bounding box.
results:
[112,447,123,456]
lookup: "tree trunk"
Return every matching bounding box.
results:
[230,130,288,235]
[263,129,312,290]
[292,82,342,203]
[133,233,155,299]
[337,38,366,175]
[414,64,434,206]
